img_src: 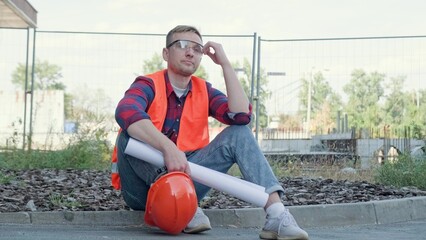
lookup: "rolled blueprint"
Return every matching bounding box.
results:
[124,137,269,207]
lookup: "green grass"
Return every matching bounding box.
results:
[228,157,372,182]
[0,139,111,170]
[374,154,426,190]
[2,131,425,192]
[229,154,426,191]
[49,193,83,209]
[0,172,15,184]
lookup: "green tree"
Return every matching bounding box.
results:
[311,102,336,134]
[68,86,114,122]
[299,71,342,132]
[414,89,426,138]
[278,113,303,129]
[343,69,385,129]
[10,59,66,149]
[400,89,426,138]
[383,76,406,127]
[194,65,209,80]
[11,59,64,90]
[142,53,164,74]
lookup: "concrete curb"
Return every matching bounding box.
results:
[1,196,425,228]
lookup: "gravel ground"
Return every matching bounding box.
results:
[1,169,425,212]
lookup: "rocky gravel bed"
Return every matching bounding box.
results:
[1,169,425,212]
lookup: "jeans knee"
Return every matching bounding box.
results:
[224,125,252,138]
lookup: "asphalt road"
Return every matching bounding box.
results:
[1,197,425,240]
[1,219,425,240]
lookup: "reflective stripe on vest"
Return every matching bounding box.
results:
[110,70,209,190]
[111,128,122,190]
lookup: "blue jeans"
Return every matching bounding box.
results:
[117,125,284,210]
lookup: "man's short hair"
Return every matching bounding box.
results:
[166,25,202,47]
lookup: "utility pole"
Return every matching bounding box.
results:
[306,71,312,136]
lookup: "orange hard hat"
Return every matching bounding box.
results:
[144,172,197,235]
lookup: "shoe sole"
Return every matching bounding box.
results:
[183,224,212,234]
[259,230,309,240]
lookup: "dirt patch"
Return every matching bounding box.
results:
[1,169,425,212]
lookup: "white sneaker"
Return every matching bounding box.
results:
[183,207,212,234]
[259,209,309,240]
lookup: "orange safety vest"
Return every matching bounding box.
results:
[111,70,210,190]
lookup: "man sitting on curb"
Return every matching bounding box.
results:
[113,25,309,240]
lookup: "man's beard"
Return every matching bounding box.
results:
[178,65,197,77]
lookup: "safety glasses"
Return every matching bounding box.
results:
[167,39,204,55]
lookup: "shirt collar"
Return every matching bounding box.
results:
[165,71,193,98]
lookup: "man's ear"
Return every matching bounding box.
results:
[162,48,168,61]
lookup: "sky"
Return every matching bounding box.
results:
[28,0,426,39]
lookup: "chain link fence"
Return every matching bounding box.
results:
[1,28,425,154]
[0,28,256,149]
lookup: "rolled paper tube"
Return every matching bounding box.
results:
[124,137,269,207]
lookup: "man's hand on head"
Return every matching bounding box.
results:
[203,41,230,66]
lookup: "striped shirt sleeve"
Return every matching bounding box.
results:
[115,76,155,130]
[206,82,252,125]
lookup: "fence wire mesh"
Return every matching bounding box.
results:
[1,29,425,157]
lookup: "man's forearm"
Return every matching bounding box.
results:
[127,119,176,153]
[222,63,250,113]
